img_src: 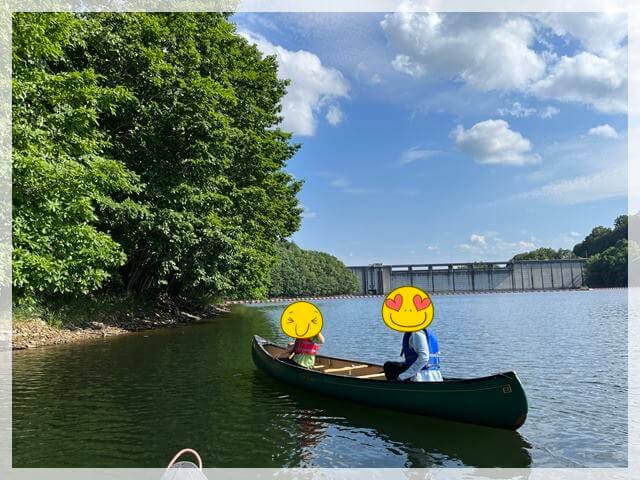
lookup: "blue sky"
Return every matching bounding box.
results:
[232,12,628,266]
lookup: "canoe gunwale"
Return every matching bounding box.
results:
[253,335,520,385]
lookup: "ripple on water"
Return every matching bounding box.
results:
[13,289,627,467]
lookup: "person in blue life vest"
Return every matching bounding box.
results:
[380,286,443,382]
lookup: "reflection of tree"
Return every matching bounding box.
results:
[12,305,289,467]
[245,382,328,468]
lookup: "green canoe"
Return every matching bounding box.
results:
[251,335,528,430]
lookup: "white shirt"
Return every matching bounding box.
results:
[398,330,443,382]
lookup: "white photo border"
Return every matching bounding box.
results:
[0,1,637,479]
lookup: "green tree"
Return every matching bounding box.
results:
[82,13,301,300]
[575,214,634,288]
[573,215,628,258]
[12,13,141,303]
[12,12,302,305]
[584,240,628,288]
[511,247,576,262]
[269,242,359,297]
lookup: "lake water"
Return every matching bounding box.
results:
[12,289,628,467]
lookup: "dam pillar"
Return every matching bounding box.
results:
[381,266,392,295]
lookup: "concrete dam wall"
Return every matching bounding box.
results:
[348,259,586,295]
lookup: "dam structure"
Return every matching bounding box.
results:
[348,259,587,295]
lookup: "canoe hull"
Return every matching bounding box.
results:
[251,335,528,430]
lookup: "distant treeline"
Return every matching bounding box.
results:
[269,242,359,298]
[511,214,638,288]
[578,215,635,288]
[511,248,577,262]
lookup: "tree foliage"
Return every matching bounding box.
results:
[12,13,140,301]
[573,215,628,258]
[584,240,628,288]
[13,12,303,305]
[510,247,576,262]
[81,13,302,300]
[578,214,639,288]
[269,242,359,298]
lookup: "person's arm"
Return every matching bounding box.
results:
[315,332,325,344]
[398,332,429,381]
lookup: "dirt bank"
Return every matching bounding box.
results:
[12,299,230,350]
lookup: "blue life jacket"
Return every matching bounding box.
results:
[401,329,440,371]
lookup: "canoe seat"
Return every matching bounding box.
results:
[357,372,386,379]
[311,365,328,369]
[324,365,369,373]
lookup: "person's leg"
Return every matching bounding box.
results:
[283,357,301,367]
[383,361,408,380]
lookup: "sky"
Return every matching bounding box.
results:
[232,10,628,266]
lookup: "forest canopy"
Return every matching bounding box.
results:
[269,242,359,298]
[13,12,303,305]
[511,248,577,262]
[578,215,633,288]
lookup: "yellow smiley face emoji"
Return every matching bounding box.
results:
[280,301,324,339]
[381,286,435,332]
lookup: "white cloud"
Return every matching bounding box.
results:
[498,102,536,118]
[452,119,540,166]
[530,49,627,114]
[588,124,618,139]
[381,9,627,113]
[531,14,628,113]
[519,241,536,250]
[540,106,560,118]
[327,175,375,195]
[241,31,349,136]
[495,239,536,252]
[516,166,627,205]
[527,129,626,184]
[470,234,487,247]
[535,12,627,57]
[300,205,317,219]
[399,147,439,165]
[330,177,350,188]
[381,11,546,91]
[325,105,344,125]
[370,73,383,85]
[498,103,560,119]
[355,62,384,85]
[557,231,584,248]
[457,232,537,258]
[426,245,439,251]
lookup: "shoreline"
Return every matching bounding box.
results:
[12,301,230,351]
[11,287,618,350]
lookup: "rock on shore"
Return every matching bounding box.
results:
[11,302,232,350]
[12,319,128,349]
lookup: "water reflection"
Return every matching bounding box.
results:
[12,289,626,467]
[249,372,532,468]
